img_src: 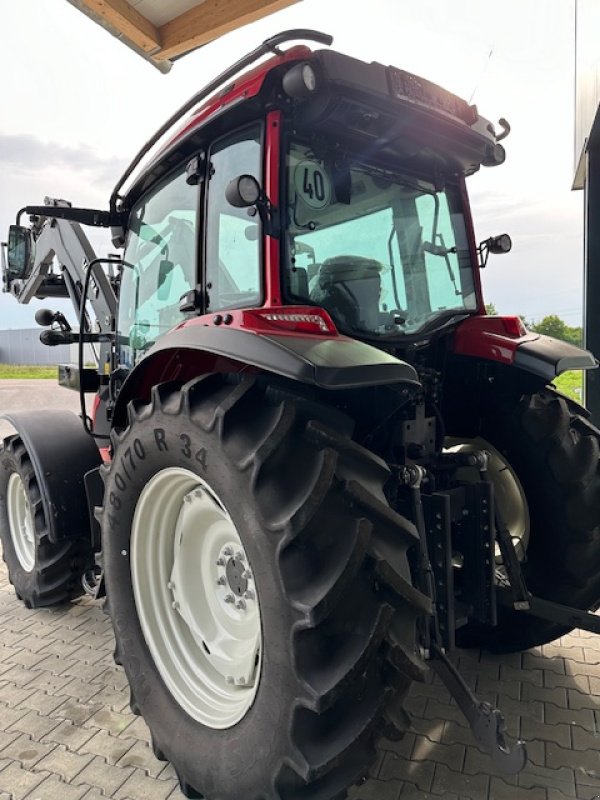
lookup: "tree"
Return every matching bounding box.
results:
[528,315,583,347]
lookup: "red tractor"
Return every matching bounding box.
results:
[1,29,599,800]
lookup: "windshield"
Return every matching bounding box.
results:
[285,140,477,337]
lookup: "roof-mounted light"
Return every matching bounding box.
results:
[282,62,319,99]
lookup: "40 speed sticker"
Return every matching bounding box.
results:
[294,160,331,209]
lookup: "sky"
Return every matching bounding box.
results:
[0,0,584,328]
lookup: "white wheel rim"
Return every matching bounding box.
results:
[130,467,262,729]
[445,437,530,562]
[7,473,35,572]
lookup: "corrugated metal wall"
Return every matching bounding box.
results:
[0,329,71,365]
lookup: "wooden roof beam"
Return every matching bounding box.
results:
[72,0,161,54]
[156,0,300,61]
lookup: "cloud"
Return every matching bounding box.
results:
[0,132,127,180]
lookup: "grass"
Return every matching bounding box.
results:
[553,370,583,403]
[0,364,57,379]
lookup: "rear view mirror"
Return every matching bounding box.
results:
[6,225,33,280]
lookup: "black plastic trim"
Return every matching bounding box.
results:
[514,335,597,381]
[1,411,102,543]
[113,326,420,423]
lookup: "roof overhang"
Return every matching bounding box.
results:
[66,0,301,72]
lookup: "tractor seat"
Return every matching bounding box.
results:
[310,255,383,332]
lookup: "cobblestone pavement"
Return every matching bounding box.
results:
[1,561,599,800]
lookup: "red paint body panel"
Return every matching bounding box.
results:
[162,46,312,154]
[453,315,539,365]
[178,304,342,338]
[459,177,485,313]
[264,110,283,306]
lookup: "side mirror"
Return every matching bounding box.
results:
[479,233,512,268]
[6,225,33,279]
[225,175,261,208]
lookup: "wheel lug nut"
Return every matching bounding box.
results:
[224,594,235,604]
[216,576,226,586]
[235,550,245,561]
[167,581,175,590]
[243,570,252,580]
[194,489,203,498]
[172,600,180,610]
[223,546,233,556]
[237,677,246,685]
[244,590,254,600]
[216,558,225,567]
[236,599,247,610]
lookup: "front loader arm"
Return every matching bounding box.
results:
[6,199,116,322]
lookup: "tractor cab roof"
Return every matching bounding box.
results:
[115,31,505,212]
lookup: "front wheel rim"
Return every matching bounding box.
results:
[130,467,262,729]
[7,473,35,572]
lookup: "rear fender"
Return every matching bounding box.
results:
[1,410,102,544]
[454,316,597,381]
[112,324,420,428]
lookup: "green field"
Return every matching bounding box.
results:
[553,370,583,403]
[0,364,57,379]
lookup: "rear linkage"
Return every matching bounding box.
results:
[395,447,600,775]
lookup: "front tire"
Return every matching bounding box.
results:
[101,375,427,800]
[0,436,88,607]
[457,386,600,652]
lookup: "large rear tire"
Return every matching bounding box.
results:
[456,386,600,652]
[0,436,88,607]
[101,375,428,800]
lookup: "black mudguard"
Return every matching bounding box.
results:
[113,325,420,424]
[514,335,597,381]
[1,410,101,543]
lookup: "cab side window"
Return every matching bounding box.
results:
[205,125,262,311]
[118,167,198,367]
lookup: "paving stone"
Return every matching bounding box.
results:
[116,740,173,778]
[0,703,30,730]
[72,756,134,795]
[399,786,459,800]
[41,720,96,752]
[379,752,435,791]
[49,700,104,727]
[32,745,93,782]
[381,733,415,761]
[79,729,134,765]
[431,764,489,797]
[348,777,403,799]
[83,708,133,737]
[572,725,600,752]
[522,682,568,707]
[7,711,61,740]
[86,685,130,713]
[114,768,182,800]
[0,734,56,769]
[0,760,47,799]
[521,716,572,748]
[0,683,35,708]
[489,777,546,799]
[545,671,591,692]
[118,716,151,744]
[546,741,600,784]
[567,687,600,711]
[20,691,70,716]
[411,737,466,771]
[499,663,543,687]
[545,703,597,730]
[22,772,88,800]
